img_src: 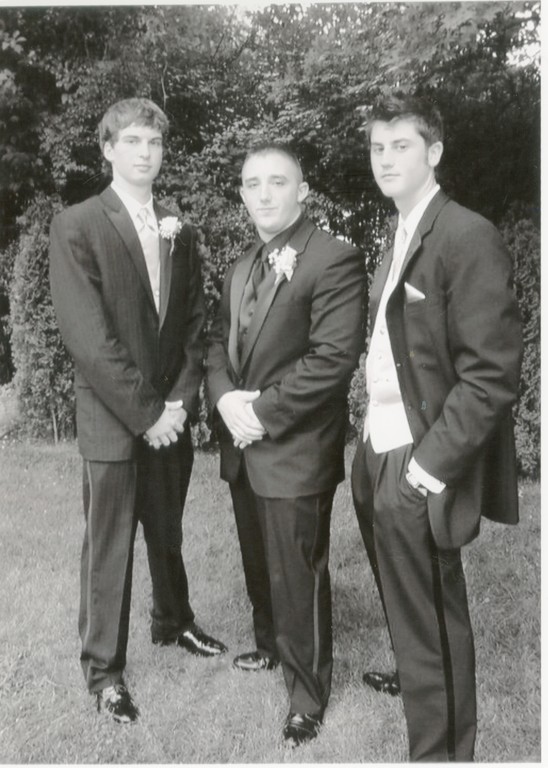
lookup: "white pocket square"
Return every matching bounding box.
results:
[404,282,426,303]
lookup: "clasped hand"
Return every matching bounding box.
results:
[216,390,266,450]
[145,404,187,450]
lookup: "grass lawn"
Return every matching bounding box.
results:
[0,439,540,763]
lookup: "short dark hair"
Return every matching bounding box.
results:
[242,141,303,180]
[98,98,169,150]
[364,93,443,146]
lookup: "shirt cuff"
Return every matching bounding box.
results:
[408,457,446,494]
[166,400,183,410]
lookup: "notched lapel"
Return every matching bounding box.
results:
[158,234,172,330]
[155,203,174,330]
[397,190,450,282]
[100,188,156,311]
[229,247,257,374]
[370,221,396,326]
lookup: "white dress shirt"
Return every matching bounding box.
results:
[364,184,445,493]
[111,182,161,312]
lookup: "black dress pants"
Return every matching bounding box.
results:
[352,438,477,762]
[80,460,138,692]
[136,430,195,643]
[230,460,334,716]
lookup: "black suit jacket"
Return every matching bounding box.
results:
[49,187,205,461]
[206,217,365,498]
[371,190,523,548]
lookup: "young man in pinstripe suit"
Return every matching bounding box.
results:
[49,98,226,723]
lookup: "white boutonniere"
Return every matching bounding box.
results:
[268,245,298,286]
[159,216,183,255]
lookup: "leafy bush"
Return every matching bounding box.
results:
[0,241,17,383]
[502,214,540,479]
[9,194,75,441]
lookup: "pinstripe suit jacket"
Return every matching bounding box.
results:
[49,187,205,461]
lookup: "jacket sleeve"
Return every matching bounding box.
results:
[252,246,365,439]
[49,211,164,435]
[412,219,523,484]
[166,225,206,420]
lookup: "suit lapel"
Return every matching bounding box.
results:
[370,218,397,327]
[100,187,156,311]
[238,267,280,371]
[155,203,172,330]
[370,190,450,326]
[239,218,316,372]
[397,190,449,281]
[229,245,258,374]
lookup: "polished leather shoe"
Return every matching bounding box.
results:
[362,670,400,696]
[283,711,322,746]
[96,683,139,724]
[233,650,279,671]
[176,623,227,657]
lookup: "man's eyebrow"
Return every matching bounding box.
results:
[242,173,290,183]
[121,133,162,140]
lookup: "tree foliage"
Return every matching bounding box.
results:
[0,2,540,474]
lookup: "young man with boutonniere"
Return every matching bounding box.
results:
[351,94,523,761]
[206,142,365,746]
[49,98,226,724]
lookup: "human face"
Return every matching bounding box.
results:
[103,123,163,197]
[240,151,309,241]
[370,119,443,217]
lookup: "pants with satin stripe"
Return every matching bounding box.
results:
[352,438,477,762]
[136,431,195,643]
[230,460,334,716]
[80,460,138,693]
[80,436,196,691]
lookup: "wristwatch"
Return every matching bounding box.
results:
[406,471,428,497]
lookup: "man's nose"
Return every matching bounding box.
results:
[138,141,151,157]
[259,184,271,201]
[380,149,394,167]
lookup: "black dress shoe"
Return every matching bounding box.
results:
[362,670,400,696]
[96,683,139,724]
[283,711,322,746]
[176,623,228,657]
[233,650,279,671]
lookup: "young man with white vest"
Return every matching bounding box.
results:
[351,94,522,761]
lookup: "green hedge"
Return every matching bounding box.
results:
[8,195,540,478]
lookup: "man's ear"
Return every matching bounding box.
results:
[428,141,443,169]
[297,182,309,203]
[103,142,114,163]
[239,186,246,203]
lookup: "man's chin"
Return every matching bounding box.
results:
[378,181,400,199]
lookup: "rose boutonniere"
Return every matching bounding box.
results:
[268,245,298,286]
[159,216,183,255]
